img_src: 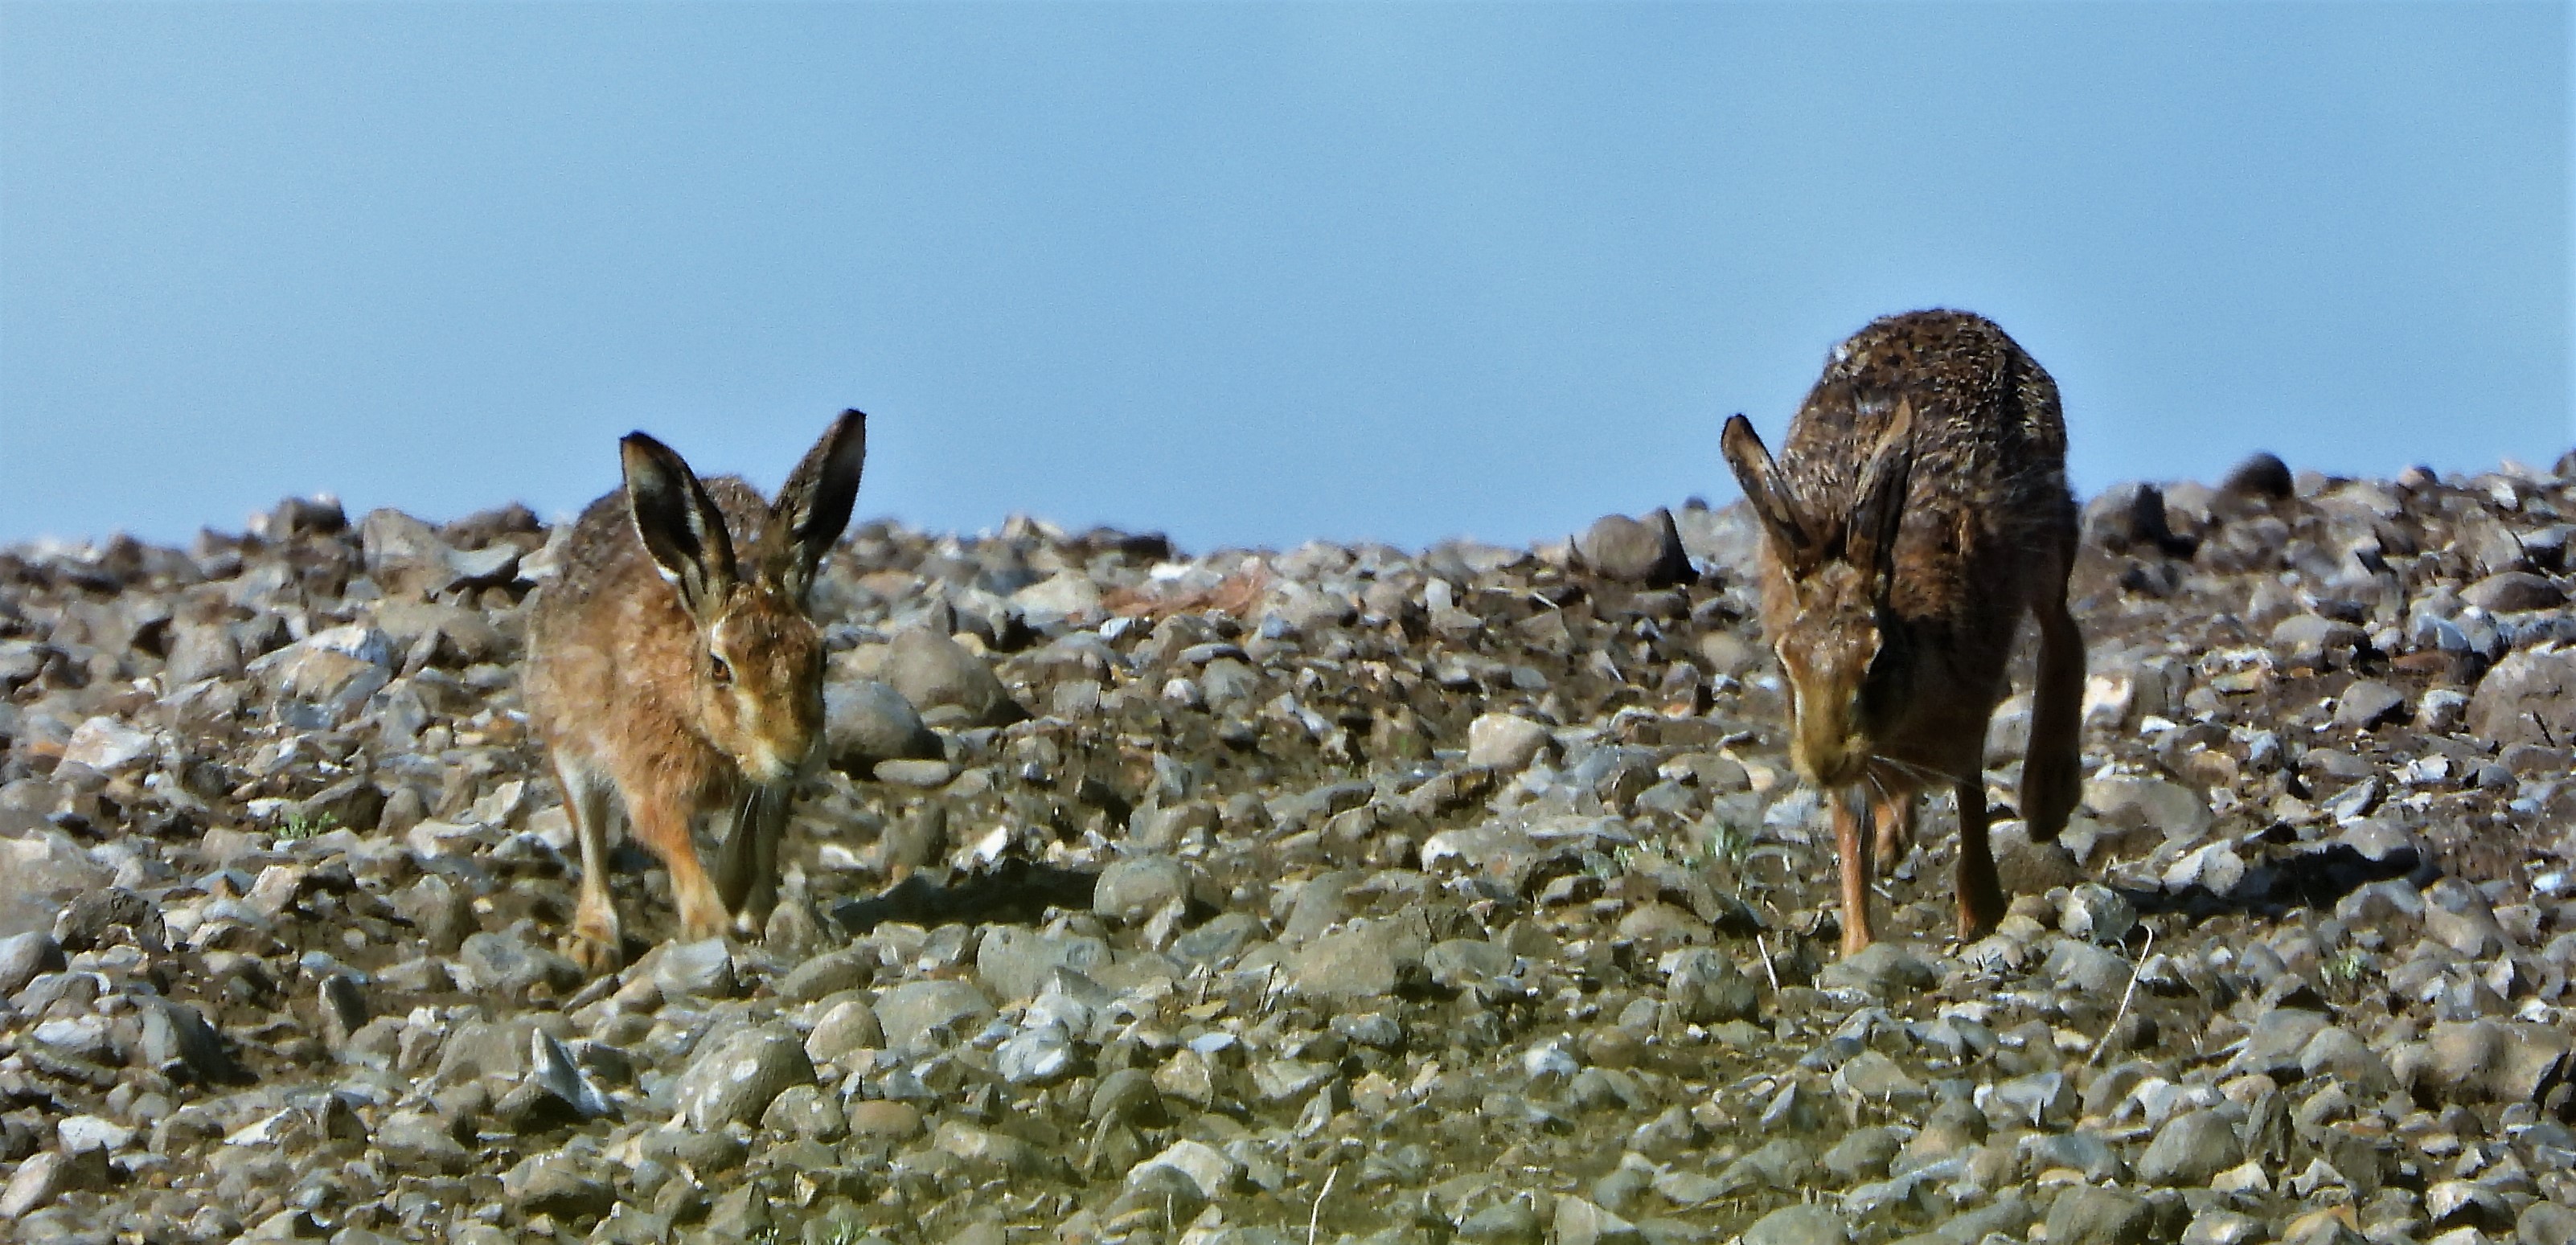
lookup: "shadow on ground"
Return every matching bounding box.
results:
[828,858,1101,936]
[2121,843,2433,922]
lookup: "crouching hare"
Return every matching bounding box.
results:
[1720,311,2084,956]
[525,412,868,969]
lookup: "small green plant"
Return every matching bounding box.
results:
[1683,817,1750,877]
[2321,948,2370,989]
[277,809,338,842]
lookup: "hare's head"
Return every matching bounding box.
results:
[620,412,868,784]
[1719,403,1915,788]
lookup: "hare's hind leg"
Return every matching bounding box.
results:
[1953,773,2008,942]
[557,757,625,973]
[2022,573,2086,842]
[1871,787,1917,866]
[1834,785,1878,956]
[718,784,790,936]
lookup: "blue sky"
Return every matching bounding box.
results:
[2,2,2566,552]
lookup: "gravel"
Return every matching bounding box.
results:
[0,462,2573,1243]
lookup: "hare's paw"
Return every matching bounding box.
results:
[1873,816,1914,865]
[675,887,733,945]
[568,901,625,974]
[1955,883,2006,944]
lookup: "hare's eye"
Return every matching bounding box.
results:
[710,655,735,685]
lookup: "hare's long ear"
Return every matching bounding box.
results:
[770,410,868,599]
[1721,414,1821,575]
[622,432,737,615]
[1844,399,1916,576]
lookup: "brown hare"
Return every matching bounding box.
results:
[524,412,867,970]
[1720,310,2083,956]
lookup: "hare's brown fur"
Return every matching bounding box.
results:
[1722,310,2082,955]
[524,415,864,969]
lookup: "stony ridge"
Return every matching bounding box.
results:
[0,451,2572,1245]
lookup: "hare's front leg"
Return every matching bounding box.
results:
[1952,773,2007,942]
[1833,785,1877,956]
[630,798,732,944]
[716,785,790,937]
[556,760,625,973]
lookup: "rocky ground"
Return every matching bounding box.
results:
[2,451,2574,1245]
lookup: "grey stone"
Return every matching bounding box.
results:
[55,716,158,774]
[1127,1138,1239,1200]
[884,627,1025,728]
[2462,571,2565,613]
[1663,947,1758,1024]
[2137,1109,2244,1186]
[0,1149,90,1218]
[974,926,1110,1001]
[1578,510,1691,585]
[2334,680,2408,731]
[779,948,876,1001]
[872,979,997,1053]
[392,873,474,955]
[873,758,954,788]
[457,930,582,1001]
[1424,938,1514,990]
[2422,877,2508,956]
[2467,647,2576,749]
[2221,452,2294,498]
[2182,1210,2264,1245]
[672,1024,815,1131]
[1740,1202,1849,1245]
[1819,941,1936,996]
[2518,1202,2576,1245]
[1093,854,1190,925]
[825,679,942,768]
[651,937,738,999]
[163,620,245,684]
[509,1155,615,1222]
[2061,884,2137,944]
[2084,775,2211,842]
[139,998,243,1084]
[2045,939,2133,997]
[1466,712,1553,772]
[0,930,65,997]
[2401,1020,2570,1104]
[359,508,461,599]
[1458,1199,1544,1245]
[1287,918,1427,1000]
[2273,613,2368,661]
[995,1026,1077,1086]
[803,997,885,1066]
[2297,1026,2395,1096]
[1553,1194,1642,1245]
[1819,1127,1903,1185]
[524,1028,611,1121]
[759,1083,846,1141]
[377,1108,472,1173]
[2046,1185,2155,1245]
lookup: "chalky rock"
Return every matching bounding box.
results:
[672,1024,816,1131]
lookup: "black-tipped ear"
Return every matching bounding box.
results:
[770,410,868,597]
[1844,399,1916,574]
[622,432,737,613]
[1721,414,1820,574]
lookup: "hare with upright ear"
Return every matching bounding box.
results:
[524,412,868,970]
[1720,310,2084,956]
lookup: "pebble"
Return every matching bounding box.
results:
[672,1024,816,1131]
